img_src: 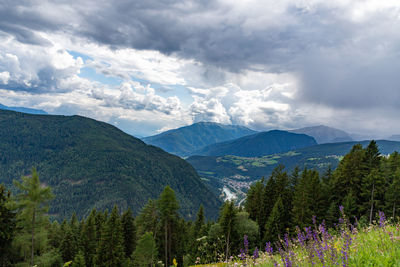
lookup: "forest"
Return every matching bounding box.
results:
[1,141,400,266]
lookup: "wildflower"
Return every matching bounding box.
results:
[379,211,386,228]
[244,234,249,254]
[253,247,259,259]
[239,248,246,260]
[334,240,340,252]
[173,258,178,266]
[265,241,273,255]
[284,233,290,249]
[339,205,344,215]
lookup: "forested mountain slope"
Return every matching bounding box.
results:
[0,110,221,219]
[194,130,317,157]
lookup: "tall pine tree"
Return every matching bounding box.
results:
[96,206,125,267]
[0,184,16,266]
[158,186,179,266]
[13,168,54,266]
[121,208,136,258]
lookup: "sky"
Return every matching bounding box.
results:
[0,0,400,138]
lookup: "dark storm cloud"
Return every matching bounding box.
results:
[1,0,400,112]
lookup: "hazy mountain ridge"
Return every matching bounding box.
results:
[0,103,48,115]
[142,122,257,157]
[389,135,400,141]
[290,125,353,144]
[193,130,318,157]
[0,109,221,219]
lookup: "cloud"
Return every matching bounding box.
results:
[91,81,182,115]
[0,71,10,84]
[188,81,298,130]
[1,0,400,136]
[0,35,84,92]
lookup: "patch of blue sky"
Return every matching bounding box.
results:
[79,67,123,86]
[67,50,93,63]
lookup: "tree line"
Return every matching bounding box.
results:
[1,141,400,266]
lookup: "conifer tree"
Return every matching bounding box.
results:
[290,166,300,189]
[96,206,125,267]
[132,232,158,267]
[262,175,277,219]
[385,168,400,219]
[272,166,292,228]
[81,209,97,266]
[13,168,54,266]
[48,220,62,250]
[0,184,16,266]
[60,224,78,262]
[72,250,86,267]
[332,144,365,216]
[360,141,383,223]
[194,205,205,236]
[245,179,264,227]
[261,174,276,239]
[94,210,106,247]
[219,200,237,260]
[291,169,324,228]
[121,208,136,258]
[158,186,179,266]
[136,199,159,239]
[264,196,285,243]
[291,170,313,228]
[343,190,357,218]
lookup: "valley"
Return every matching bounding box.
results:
[189,140,400,204]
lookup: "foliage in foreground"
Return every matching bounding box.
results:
[195,210,400,266]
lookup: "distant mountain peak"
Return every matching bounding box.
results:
[142,122,257,157]
[0,103,48,115]
[290,125,353,144]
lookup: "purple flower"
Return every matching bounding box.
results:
[339,205,344,215]
[265,241,273,255]
[379,211,386,228]
[253,247,259,259]
[244,234,249,254]
[341,231,352,267]
[284,233,290,249]
[239,248,246,260]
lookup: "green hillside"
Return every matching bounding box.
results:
[142,122,256,157]
[0,110,221,220]
[194,130,317,157]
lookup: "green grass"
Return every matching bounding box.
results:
[193,223,400,266]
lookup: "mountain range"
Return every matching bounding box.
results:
[143,122,359,158]
[0,103,48,115]
[389,135,400,142]
[194,130,317,157]
[142,122,256,156]
[0,109,221,220]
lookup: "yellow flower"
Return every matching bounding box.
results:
[334,240,340,252]
[173,258,178,266]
